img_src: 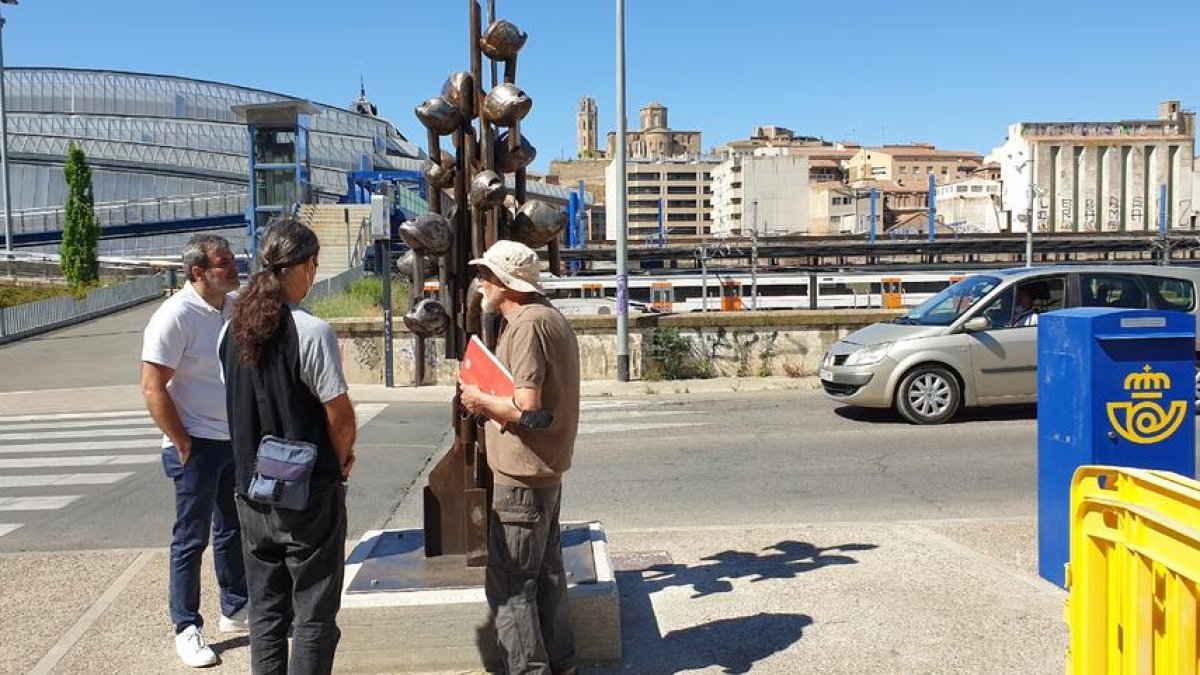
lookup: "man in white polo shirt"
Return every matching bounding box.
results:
[141,234,248,668]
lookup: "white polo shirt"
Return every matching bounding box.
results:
[141,283,234,446]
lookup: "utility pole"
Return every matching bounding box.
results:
[614,0,629,381]
[750,199,758,310]
[0,4,14,252]
[695,244,712,312]
[1025,157,1035,267]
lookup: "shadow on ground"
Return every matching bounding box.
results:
[589,540,876,674]
[833,403,1037,425]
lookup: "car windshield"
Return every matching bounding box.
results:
[895,275,1002,326]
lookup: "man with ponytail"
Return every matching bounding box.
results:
[219,217,356,674]
[141,233,249,668]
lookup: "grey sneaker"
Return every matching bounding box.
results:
[174,625,218,668]
[218,606,249,633]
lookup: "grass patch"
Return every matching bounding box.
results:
[307,277,411,319]
[0,283,73,308]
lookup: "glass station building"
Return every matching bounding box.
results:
[4,67,423,211]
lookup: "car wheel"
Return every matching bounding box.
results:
[896,365,961,425]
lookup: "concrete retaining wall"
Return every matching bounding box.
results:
[332,309,902,384]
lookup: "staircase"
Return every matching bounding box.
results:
[298,204,372,281]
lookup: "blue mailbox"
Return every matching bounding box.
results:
[1037,308,1195,587]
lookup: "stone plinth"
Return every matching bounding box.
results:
[338,522,620,673]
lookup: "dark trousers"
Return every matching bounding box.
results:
[236,482,347,675]
[162,436,248,634]
[486,484,576,675]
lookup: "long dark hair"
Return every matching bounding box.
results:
[232,216,320,365]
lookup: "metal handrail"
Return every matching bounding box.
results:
[9,190,249,235]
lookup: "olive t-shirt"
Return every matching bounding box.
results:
[485,298,580,488]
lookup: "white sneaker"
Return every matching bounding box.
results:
[174,625,218,668]
[218,606,249,633]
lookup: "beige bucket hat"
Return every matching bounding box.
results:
[468,239,544,295]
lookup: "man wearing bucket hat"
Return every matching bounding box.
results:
[460,239,580,675]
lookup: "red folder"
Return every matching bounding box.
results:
[460,335,514,398]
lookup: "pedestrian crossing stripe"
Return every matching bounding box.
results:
[0,455,158,469]
[0,440,160,455]
[0,418,154,432]
[0,495,82,511]
[0,410,147,424]
[0,473,134,488]
[0,428,161,442]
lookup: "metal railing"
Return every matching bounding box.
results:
[0,273,164,343]
[302,267,366,309]
[9,190,248,236]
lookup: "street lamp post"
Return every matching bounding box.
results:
[1012,155,1036,267]
[614,0,629,381]
[0,0,15,253]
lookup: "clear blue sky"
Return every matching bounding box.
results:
[5,1,1199,172]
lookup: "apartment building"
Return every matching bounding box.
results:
[604,156,716,241]
[848,144,983,184]
[711,153,809,236]
[718,126,856,184]
[991,100,1197,233]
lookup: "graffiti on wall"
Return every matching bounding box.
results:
[1131,196,1144,226]
[1084,198,1096,230]
[1108,196,1121,229]
[1060,198,1074,225]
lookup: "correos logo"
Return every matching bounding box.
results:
[1106,364,1188,444]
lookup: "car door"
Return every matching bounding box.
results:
[967,275,1067,403]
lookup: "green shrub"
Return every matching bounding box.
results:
[0,283,72,308]
[645,327,711,381]
[307,277,410,319]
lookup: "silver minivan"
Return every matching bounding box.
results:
[820,265,1200,424]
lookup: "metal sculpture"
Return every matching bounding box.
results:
[412,1,563,565]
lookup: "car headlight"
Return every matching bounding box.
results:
[844,342,892,366]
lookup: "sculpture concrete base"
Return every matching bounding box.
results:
[338,522,620,673]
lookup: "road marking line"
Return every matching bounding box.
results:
[0,410,146,423]
[0,472,134,488]
[0,427,160,442]
[355,403,388,428]
[577,421,705,435]
[0,455,158,469]
[580,400,675,410]
[582,409,699,421]
[0,495,82,511]
[28,550,156,675]
[0,418,153,432]
[0,439,160,454]
[0,524,21,538]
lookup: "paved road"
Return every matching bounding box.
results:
[0,301,157,392]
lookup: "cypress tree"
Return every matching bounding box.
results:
[61,141,99,290]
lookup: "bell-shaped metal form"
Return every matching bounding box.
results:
[393,249,438,284]
[415,95,461,135]
[482,84,532,127]
[422,150,456,189]
[403,298,450,337]
[469,170,508,209]
[440,71,474,118]
[398,213,453,257]
[495,132,537,173]
[479,20,527,61]
[511,200,567,248]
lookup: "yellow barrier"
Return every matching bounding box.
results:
[1067,466,1200,674]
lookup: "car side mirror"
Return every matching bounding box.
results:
[963,317,990,333]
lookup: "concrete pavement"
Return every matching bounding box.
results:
[0,377,1070,674]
